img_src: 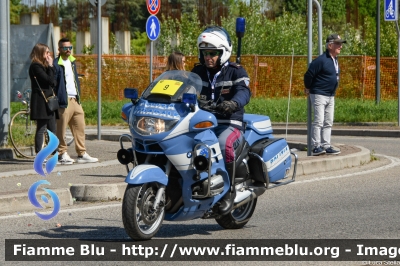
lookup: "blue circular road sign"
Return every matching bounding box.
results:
[146,15,160,41]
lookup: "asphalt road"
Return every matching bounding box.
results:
[1,134,399,265]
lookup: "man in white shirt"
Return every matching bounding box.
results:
[53,38,98,164]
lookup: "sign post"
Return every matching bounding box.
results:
[146,0,161,83]
[0,0,10,147]
[384,0,400,126]
[235,17,245,64]
[89,0,107,140]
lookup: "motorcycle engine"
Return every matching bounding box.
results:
[192,174,224,198]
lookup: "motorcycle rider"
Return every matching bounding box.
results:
[191,26,251,215]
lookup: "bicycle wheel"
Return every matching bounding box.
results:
[66,136,74,146]
[9,111,36,158]
[65,128,74,146]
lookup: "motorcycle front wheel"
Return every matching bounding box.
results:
[215,198,257,229]
[122,183,165,240]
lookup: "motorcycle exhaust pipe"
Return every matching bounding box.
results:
[233,192,255,209]
[233,186,267,209]
[117,148,133,165]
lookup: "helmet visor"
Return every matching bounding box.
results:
[201,50,221,57]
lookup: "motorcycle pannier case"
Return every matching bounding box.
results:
[248,138,292,183]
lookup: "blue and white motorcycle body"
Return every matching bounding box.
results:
[118,70,297,240]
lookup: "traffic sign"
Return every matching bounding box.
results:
[89,0,107,7]
[147,0,161,15]
[385,0,398,21]
[146,15,160,41]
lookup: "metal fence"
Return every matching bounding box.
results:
[74,55,398,101]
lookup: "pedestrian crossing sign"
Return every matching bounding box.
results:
[146,15,161,41]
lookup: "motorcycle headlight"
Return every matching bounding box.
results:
[133,116,178,135]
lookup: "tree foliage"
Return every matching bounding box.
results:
[129,2,148,33]
[156,9,202,56]
[58,0,78,31]
[10,0,26,24]
[8,0,400,57]
[131,31,147,55]
[157,0,400,57]
[223,2,308,55]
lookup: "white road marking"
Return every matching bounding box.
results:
[0,202,121,220]
[291,154,400,185]
[0,159,121,178]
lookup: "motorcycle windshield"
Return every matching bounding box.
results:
[141,70,203,103]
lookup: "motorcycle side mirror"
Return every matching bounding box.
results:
[124,88,139,100]
[182,93,197,112]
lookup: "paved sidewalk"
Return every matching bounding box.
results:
[0,125,385,215]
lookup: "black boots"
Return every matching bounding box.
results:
[218,162,236,215]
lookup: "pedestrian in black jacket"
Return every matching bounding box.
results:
[29,43,57,154]
[304,33,346,156]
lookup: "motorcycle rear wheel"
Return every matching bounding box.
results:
[215,198,257,229]
[122,184,165,240]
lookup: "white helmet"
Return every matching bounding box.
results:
[197,26,232,66]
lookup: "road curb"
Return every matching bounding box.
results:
[295,145,371,175]
[0,148,16,160]
[273,128,400,138]
[1,127,398,160]
[70,182,126,201]
[86,134,120,142]
[0,188,73,215]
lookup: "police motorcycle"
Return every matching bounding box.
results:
[117,70,298,240]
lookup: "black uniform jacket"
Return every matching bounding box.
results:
[191,61,251,126]
[29,62,57,120]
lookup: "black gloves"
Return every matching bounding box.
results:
[198,98,211,108]
[216,100,238,115]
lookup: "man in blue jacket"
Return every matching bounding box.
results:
[53,38,98,164]
[304,33,346,156]
[192,26,251,215]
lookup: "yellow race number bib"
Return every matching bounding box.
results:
[151,80,183,96]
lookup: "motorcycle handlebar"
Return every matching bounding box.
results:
[198,101,232,118]
[198,101,218,114]
[200,104,216,112]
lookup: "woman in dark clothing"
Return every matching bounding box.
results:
[29,43,57,154]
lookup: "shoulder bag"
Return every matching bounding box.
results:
[34,76,59,112]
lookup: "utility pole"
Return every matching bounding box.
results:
[0,0,10,147]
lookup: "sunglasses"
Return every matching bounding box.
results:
[202,50,220,57]
[62,46,73,51]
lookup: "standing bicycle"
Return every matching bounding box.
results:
[9,89,73,159]
[8,89,39,158]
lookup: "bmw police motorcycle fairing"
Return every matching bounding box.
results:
[118,70,298,240]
